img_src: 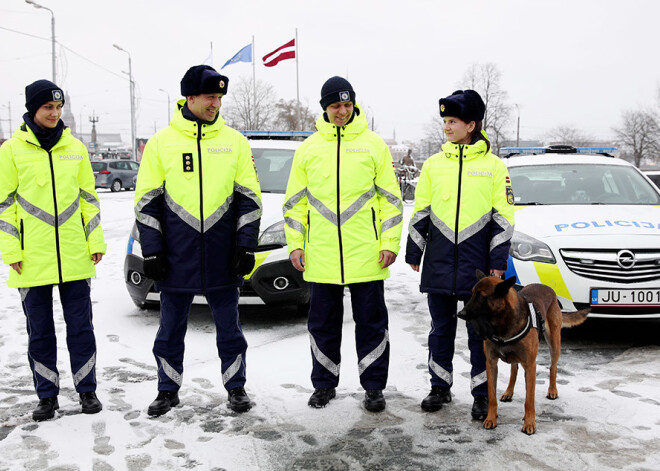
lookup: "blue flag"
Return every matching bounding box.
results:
[221,44,252,69]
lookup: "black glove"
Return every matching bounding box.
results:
[143,253,170,281]
[233,247,255,276]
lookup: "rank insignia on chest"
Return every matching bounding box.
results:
[183,153,193,172]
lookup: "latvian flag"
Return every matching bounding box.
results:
[263,39,295,67]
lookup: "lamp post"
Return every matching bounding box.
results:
[158,88,170,123]
[25,0,56,83]
[113,44,136,160]
[515,104,521,147]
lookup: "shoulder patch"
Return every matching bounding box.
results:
[506,186,514,205]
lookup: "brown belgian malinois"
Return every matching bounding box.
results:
[457,270,589,434]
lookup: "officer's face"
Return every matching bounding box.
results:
[33,101,63,129]
[187,93,223,121]
[443,116,475,145]
[326,101,354,127]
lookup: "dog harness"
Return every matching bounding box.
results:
[488,301,544,346]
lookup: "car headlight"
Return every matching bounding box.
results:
[509,231,556,263]
[258,220,286,247]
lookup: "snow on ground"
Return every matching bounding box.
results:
[0,192,659,470]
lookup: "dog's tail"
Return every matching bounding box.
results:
[561,308,590,328]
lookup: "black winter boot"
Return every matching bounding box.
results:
[308,388,336,408]
[32,396,59,421]
[80,391,103,414]
[363,390,386,412]
[147,391,180,417]
[421,386,452,412]
[471,396,488,420]
[228,387,252,413]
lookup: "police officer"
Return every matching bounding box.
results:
[405,90,514,420]
[134,65,261,416]
[0,80,106,421]
[283,77,403,412]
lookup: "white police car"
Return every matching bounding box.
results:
[124,131,311,310]
[502,145,660,319]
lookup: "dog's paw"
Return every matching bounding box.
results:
[483,417,497,430]
[500,392,514,402]
[521,421,536,435]
[546,390,558,400]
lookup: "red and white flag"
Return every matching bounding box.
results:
[262,38,295,67]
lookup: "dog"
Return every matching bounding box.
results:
[457,270,588,434]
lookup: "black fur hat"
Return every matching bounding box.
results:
[180,65,229,96]
[25,79,65,116]
[439,89,485,123]
[319,76,355,110]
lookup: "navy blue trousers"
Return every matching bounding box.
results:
[307,280,389,390]
[427,293,487,397]
[154,288,247,392]
[20,279,97,399]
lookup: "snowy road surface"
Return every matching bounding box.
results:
[0,191,659,471]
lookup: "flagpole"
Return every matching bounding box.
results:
[295,28,301,131]
[252,35,257,130]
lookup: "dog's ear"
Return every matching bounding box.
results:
[494,276,517,298]
[476,269,487,280]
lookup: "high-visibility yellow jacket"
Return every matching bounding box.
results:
[134,100,262,293]
[0,124,106,288]
[405,139,514,296]
[283,105,403,284]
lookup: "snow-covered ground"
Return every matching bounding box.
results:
[0,192,659,471]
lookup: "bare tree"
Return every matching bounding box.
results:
[273,99,316,131]
[545,125,594,147]
[461,63,512,154]
[614,109,660,168]
[222,76,277,130]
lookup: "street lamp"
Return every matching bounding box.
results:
[515,104,521,147]
[25,0,56,83]
[113,44,136,160]
[158,88,170,123]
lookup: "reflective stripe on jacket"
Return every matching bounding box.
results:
[134,100,261,293]
[283,105,403,284]
[0,124,106,288]
[405,139,514,296]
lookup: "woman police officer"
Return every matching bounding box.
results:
[405,90,514,420]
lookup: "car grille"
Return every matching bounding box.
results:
[560,249,660,283]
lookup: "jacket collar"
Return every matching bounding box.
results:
[441,138,489,160]
[14,118,72,151]
[315,103,368,141]
[171,98,226,139]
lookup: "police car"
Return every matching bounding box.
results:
[502,145,660,319]
[124,131,311,310]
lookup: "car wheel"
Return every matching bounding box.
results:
[111,179,122,192]
[296,302,310,316]
[132,298,160,310]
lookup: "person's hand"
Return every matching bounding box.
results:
[379,250,397,268]
[490,269,505,279]
[10,261,22,274]
[290,249,305,272]
[143,253,170,281]
[409,264,420,272]
[91,253,103,265]
[233,247,256,276]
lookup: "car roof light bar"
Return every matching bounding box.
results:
[501,146,617,157]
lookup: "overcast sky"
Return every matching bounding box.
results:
[1,0,659,148]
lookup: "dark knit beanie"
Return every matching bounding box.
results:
[180,65,229,96]
[439,89,486,123]
[319,76,355,110]
[25,79,65,117]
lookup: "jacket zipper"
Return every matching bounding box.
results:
[307,210,311,243]
[336,128,345,284]
[197,123,206,293]
[47,149,64,284]
[20,219,24,250]
[371,207,379,240]
[452,145,464,295]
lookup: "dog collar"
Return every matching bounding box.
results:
[489,302,540,347]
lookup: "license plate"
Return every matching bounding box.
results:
[590,289,660,306]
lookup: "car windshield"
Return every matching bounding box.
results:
[253,147,295,193]
[91,162,106,171]
[509,164,660,205]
